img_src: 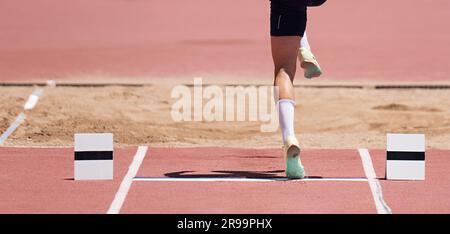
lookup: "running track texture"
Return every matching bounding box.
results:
[0,147,449,214]
[1,0,450,82]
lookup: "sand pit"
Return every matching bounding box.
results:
[1,84,449,149]
[0,87,35,134]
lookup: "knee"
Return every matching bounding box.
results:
[274,66,296,80]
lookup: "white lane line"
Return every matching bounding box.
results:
[24,88,44,110]
[23,80,55,110]
[133,177,369,182]
[0,112,26,145]
[107,146,148,214]
[358,148,392,214]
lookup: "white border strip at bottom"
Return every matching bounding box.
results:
[133,177,368,182]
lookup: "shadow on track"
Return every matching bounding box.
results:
[163,170,323,179]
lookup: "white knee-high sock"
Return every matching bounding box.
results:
[300,31,310,50]
[278,99,296,144]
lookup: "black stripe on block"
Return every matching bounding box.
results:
[387,151,425,161]
[75,151,113,160]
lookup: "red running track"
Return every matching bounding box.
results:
[123,148,374,214]
[0,147,136,213]
[0,147,449,213]
[1,0,450,82]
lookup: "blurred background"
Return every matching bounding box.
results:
[1,0,449,84]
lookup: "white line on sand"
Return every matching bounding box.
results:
[358,148,392,214]
[24,88,44,110]
[0,112,26,145]
[107,146,148,214]
[132,177,369,182]
[0,80,54,145]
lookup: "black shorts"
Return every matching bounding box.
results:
[270,0,308,37]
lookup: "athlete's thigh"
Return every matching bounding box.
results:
[270,0,307,70]
[271,36,301,71]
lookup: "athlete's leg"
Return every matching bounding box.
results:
[272,36,299,101]
[271,36,299,143]
[270,0,306,179]
[271,36,305,179]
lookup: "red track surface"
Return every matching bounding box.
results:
[0,147,449,213]
[123,148,374,214]
[370,149,450,214]
[1,0,450,82]
[0,147,136,213]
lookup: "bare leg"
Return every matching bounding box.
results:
[272,35,300,143]
[271,36,300,100]
[271,36,305,179]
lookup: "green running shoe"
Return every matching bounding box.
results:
[283,135,305,179]
[299,47,322,79]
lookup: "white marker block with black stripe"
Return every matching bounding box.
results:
[386,133,425,180]
[74,133,113,180]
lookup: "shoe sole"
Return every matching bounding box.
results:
[285,144,305,179]
[301,61,322,79]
